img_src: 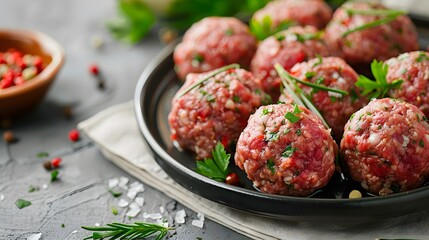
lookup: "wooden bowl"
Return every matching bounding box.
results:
[0,29,65,119]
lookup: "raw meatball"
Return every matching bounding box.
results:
[325,1,418,65]
[235,104,336,196]
[174,17,257,80]
[168,67,269,159]
[252,0,332,30]
[251,26,332,100]
[279,57,368,139]
[386,51,429,116]
[341,98,429,195]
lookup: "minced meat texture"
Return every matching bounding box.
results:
[168,68,270,159]
[341,98,429,195]
[235,103,336,196]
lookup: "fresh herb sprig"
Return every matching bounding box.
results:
[341,9,407,37]
[275,64,329,128]
[82,222,174,240]
[195,143,230,182]
[286,72,349,96]
[355,60,403,99]
[250,15,295,41]
[178,64,239,97]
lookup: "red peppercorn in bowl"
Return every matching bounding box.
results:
[0,29,65,119]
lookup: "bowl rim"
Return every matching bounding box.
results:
[0,28,65,98]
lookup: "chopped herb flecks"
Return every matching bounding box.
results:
[15,199,32,209]
[225,28,234,36]
[295,129,302,136]
[233,95,240,103]
[265,131,280,142]
[305,72,316,79]
[419,139,424,147]
[51,170,59,182]
[282,145,297,158]
[28,185,39,193]
[416,52,429,62]
[267,159,276,174]
[109,189,122,198]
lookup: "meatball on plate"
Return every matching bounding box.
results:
[174,17,256,80]
[341,98,429,195]
[168,65,269,159]
[235,104,336,196]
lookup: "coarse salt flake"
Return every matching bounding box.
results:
[129,202,140,210]
[174,209,186,224]
[192,220,204,228]
[118,199,129,208]
[126,208,141,218]
[127,190,138,200]
[42,184,48,190]
[160,206,165,214]
[197,212,205,222]
[118,177,129,189]
[0,194,4,201]
[135,197,144,206]
[108,178,119,188]
[27,233,42,240]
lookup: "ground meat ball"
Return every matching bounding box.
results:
[251,26,332,100]
[325,2,418,65]
[173,17,257,80]
[168,67,269,159]
[341,98,429,195]
[279,57,368,139]
[386,51,429,116]
[235,104,336,196]
[252,0,332,30]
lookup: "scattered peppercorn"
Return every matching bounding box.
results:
[43,160,53,170]
[159,28,178,44]
[63,106,73,119]
[3,130,16,143]
[89,64,99,75]
[68,129,80,142]
[0,49,44,89]
[225,172,239,186]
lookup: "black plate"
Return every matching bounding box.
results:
[134,42,429,222]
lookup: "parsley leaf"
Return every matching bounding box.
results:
[15,199,32,209]
[250,15,295,40]
[267,159,276,174]
[284,112,300,123]
[108,189,123,198]
[196,143,230,181]
[355,60,403,99]
[51,170,59,182]
[106,0,156,44]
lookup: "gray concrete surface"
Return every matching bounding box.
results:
[0,0,248,239]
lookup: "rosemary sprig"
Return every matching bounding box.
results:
[355,60,403,99]
[341,9,406,37]
[178,64,239,97]
[275,64,329,128]
[82,222,175,240]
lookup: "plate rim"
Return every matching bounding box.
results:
[134,41,429,220]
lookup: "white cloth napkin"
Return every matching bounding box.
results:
[78,101,429,240]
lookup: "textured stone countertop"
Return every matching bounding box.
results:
[0,0,247,239]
